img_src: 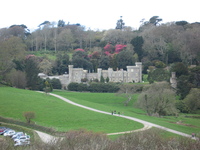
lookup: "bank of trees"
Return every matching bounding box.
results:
[0,17,199,114]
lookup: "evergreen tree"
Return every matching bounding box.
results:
[25,56,41,90]
[131,36,144,61]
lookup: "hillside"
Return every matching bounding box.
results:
[0,87,143,133]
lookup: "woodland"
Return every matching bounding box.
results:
[0,16,200,114]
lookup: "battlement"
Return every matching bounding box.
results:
[39,62,142,89]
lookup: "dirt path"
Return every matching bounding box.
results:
[49,93,192,138]
[36,92,193,143]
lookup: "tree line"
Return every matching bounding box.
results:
[0,16,199,114]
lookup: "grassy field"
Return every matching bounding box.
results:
[0,87,143,133]
[52,90,200,135]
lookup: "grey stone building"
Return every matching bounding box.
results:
[39,62,142,89]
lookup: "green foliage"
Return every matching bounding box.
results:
[147,68,170,82]
[116,50,135,70]
[153,60,166,68]
[53,53,70,75]
[25,56,41,90]
[44,80,53,93]
[77,83,88,91]
[131,36,144,61]
[177,66,200,99]
[106,77,109,83]
[184,88,200,113]
[49,78,62,89]
[170,62,188,77]
[68,82,119,93]
[100,75,105,83]
[136,82,178,116]
[98,56,110,70]
[177,75,192,99]
[175,101,190,113]
[0,36,26,81]
[88,83,120,93]
[68,82,79,91]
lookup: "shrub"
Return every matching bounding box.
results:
[77,83,88,91]
[50,78,62,89]
[68,82,79,91]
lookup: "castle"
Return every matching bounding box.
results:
[39,62,142,89]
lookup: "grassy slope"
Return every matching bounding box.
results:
[0,87,143,132]
[53,90,200,135]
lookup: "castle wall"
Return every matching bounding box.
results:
[39,62,142,89]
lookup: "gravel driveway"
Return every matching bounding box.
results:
[35,92,193,143]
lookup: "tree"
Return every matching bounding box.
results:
[116,84,142,106]
[53,53,70,75]
[72,50,93,70]
[25,56,41,90]
[106,77,109,83]
[149,16,162,26]
[50,78,62,89]
[100,76,105,83]
[5,69,27,88]
[116,50,135,70]
[23,111,35,124]
[8,25,30,39]
[116,16,125,30]
[57,28,75,50]
[184,88,200,113]
[98,56,110,70]
[39,59,53,75]
[0,36,26,82]
[102,29,124,44]
[131,36,144,61]
[136,82,178,116]
[57,20,65,27]
[148,68,170,83]
[44,80,53,93]
[175,21,188,26]
[170,62,188,77]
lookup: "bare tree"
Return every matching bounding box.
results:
[23,111,35,124]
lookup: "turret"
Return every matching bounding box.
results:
[136,62,142,82]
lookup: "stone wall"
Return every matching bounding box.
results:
[39,62,142,89]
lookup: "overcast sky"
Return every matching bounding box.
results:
[1,0,199,31]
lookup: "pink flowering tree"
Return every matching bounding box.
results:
[104,43,115,53]
[104,43,126,56]
[115,44,126,53]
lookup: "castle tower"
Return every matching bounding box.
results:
[135,62,142,82]
[170,72,177,88]
[68,65,73,83]
[97,68,102,81]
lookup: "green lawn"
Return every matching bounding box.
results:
[0,87,143,133]
[52,90,200,135]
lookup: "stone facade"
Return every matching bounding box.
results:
[170,72,177,88]
[39,62,142,89]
